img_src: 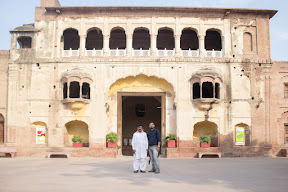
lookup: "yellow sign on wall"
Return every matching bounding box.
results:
[235,127,245,145]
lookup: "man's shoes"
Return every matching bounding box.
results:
[134,170,138,173]
[155,169,160,174]
[140,170,145,173]
[148,169,155,172]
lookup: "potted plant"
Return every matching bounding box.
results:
[165,134,177,148]
[72,136,84,147]
[106,132,118,148]
[199,135,211,147]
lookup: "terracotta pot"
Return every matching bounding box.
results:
[72,143,83,147]
[200,142,211,147]
[107,141,117,148]
[166,140,176,148]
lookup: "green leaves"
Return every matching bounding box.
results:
[106,132,119,142]
[199,135,211,143]
[72,136,84,143]
[165,134,177,141]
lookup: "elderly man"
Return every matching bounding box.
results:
[132,125,148,173]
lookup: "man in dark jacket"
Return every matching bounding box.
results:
[147,122,161,174]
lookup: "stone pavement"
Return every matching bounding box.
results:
[0,157,288,192]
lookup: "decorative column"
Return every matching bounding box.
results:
[175,35,181,57]
[79,35,86,57]
[126,34,133,56]
[103,35,110,56]
[199,35,205,57]
[151,34,157,56]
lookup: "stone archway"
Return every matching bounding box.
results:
[107,74,176,156]
[193,121,218,147]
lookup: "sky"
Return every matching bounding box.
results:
[0,0,287,61]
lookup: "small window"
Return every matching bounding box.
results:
[17,36,32,49]
[202,82,214,98]
[285,125,288,144]
[135,104,145,117]
[69,81,80,98]
[285,84,288,98]
[193,83,200,99]
[82,83,90,99]
[63,83,68,99]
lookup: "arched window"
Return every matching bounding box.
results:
[193,83,200,99]
[63,29,80,50]
[215,83,220,99]
[202,82,214,98]
[17,36,32,49]
[133,28,150,50]
[181,29,199,50]
[109,28,126,49]
[82,83,90,99]
[243,32,253,52]
[157,28,175,50]
[69,81,80,98]
[86,29,103,50]
[205,30,222,51]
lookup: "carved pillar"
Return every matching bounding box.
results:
[175,35,181,57]
[151,34,157,56]
[126,34,133,56]
[79,35,86,57]
[199,35,205,57]
[103,35,110,56]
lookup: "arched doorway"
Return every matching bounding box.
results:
[108,74,176,156]
[65,120,89,147]
[0,114,4,143]
[193,121,218,147]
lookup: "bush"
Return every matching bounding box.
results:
[106,132,118,143]
[165,134,177,142]
[199,135,211,143]
[72,136,83,143]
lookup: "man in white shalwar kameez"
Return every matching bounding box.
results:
[132,125,148,173]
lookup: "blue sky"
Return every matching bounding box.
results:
[0,0,287,61]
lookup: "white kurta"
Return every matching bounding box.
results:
[132,131,148,171]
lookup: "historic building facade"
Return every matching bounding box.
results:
[1,0,287,158]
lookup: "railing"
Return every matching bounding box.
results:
[205,49,223,57]
[62,48,80,57]
[157,48,175,56]
[109,48,126,56]
[181,49,199,57]
[132,48,151,56]
[85,49,104,56]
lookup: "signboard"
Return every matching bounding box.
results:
[235,127,245,145]
[36,126,46,144]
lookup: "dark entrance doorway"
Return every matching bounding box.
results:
[118,93,166,156]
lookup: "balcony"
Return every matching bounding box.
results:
[109,48,126,56]
[132,48,151,56]
[85,49,104,56]
[181,49,199,57]
[157,49,175,57]
[205,49,223,58]
[62,49,80,57]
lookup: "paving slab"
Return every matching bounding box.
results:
[0,157,288,192]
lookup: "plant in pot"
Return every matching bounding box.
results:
[165,134,177,148]
[72,136,84,147]
[106,132,118,148]
[199,135,211,147]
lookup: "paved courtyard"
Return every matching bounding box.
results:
[0,157,288,192]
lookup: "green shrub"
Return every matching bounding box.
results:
[106,132,118,142]
[165,134,177,142]
[199,135,211,143]
[72,136,84,143]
